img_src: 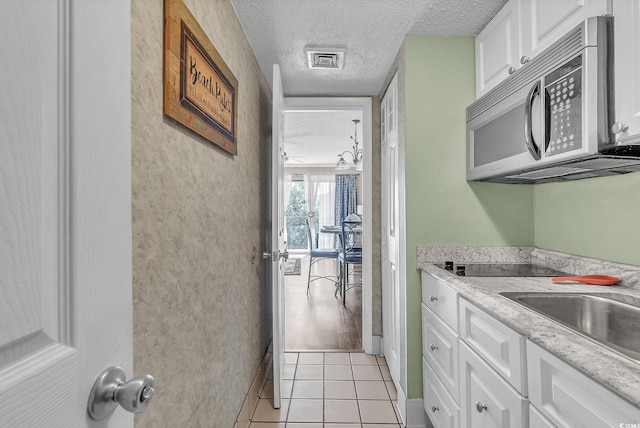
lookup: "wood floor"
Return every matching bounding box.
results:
[285,255,362,351]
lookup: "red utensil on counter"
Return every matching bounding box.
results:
[552,275,620,286]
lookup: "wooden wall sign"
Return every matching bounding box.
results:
[164,0,238,155]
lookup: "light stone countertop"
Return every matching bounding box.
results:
[417,247,640,409]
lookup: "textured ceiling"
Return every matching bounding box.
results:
[230,0,508,95]
[284,110,364,168]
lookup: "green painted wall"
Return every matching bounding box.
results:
[534,174,640,266]
[404,36,535,398]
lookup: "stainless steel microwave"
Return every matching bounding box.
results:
[467,16,640,184]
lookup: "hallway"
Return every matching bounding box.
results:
[285,256,362,351]
[245,352,401,427]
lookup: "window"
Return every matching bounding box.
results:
[285,181,312,250]
[284,175,335,251]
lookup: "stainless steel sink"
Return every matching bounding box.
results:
[500,292,640,361]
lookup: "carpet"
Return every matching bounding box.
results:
[284,258,301,275]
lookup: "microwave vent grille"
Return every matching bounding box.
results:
[506,166,584,180]
[468,25,585,121]
[491,156,640,183]
[572,157,640,170]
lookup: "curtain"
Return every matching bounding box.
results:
[304,176,318,250]
[304,175,318,218]
[314,176,336,248]
[283,175,292,214]
[334,174,359,225]
[283,175,292,244]
[305,174,335,248]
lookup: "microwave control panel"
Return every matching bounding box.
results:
[545,55,583,157]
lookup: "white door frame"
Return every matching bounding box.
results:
[271,65,286,408]
[283,97,374,354]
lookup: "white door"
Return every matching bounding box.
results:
[381,74,400,383]
[271,64,286,408]
[0,1,134,426]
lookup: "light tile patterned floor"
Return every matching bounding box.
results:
[248,352,402,427]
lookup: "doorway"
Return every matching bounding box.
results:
[282,97,373,353]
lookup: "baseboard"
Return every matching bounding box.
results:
[405,398,430,428]
[396,381,406,426]
[235,345,272,428]
[371,335,382,355]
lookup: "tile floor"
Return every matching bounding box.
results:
[247,352,402,427]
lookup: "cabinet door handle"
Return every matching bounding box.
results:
[430,295,438,302]
[611,122,629,134]
[475,401,488,413]
[431,405,439,413]
[520,56,530,65]
[508,66,517,75]
[430,344,438,351]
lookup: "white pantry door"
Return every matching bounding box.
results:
[0,1,133,427]
[270,64,286,408]
[381,74,401,383]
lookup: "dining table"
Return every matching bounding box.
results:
[320,224,363,305]
[319,225,363,235]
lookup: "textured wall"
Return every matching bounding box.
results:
[131,0,271,426]
[403,36,535,398]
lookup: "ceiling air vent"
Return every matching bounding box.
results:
[305,47,346,70]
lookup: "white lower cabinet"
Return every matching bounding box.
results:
[459,298,527,394]
[422,271,458,331]
[529,404,555,428]
[422,272,460,428]
[460,341,528,428]
[421,270,640,428]
[424,358,459,428]
[423,304,459,401]
[528,341,640,427]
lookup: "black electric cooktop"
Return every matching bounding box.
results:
[434,262,568,277]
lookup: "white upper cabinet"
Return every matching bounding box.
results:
[475,0,610,98]
[475,0,521,98]
[613,0,640,144]
[520,0,610,59]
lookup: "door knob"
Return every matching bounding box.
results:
[262,250,289,261]
[88,366,155,420]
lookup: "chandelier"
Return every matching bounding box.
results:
[336,119,362,170]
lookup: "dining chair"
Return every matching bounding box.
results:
[338,220,363,306]
[305,218,340,295]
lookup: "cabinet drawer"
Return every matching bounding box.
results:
[422,271,458,331]
[423,304,459,402]
[458,297,526,394]
[460,342,528,428]
[528,341,640,427]
[529,404,555,428]
[424,357,459,428]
